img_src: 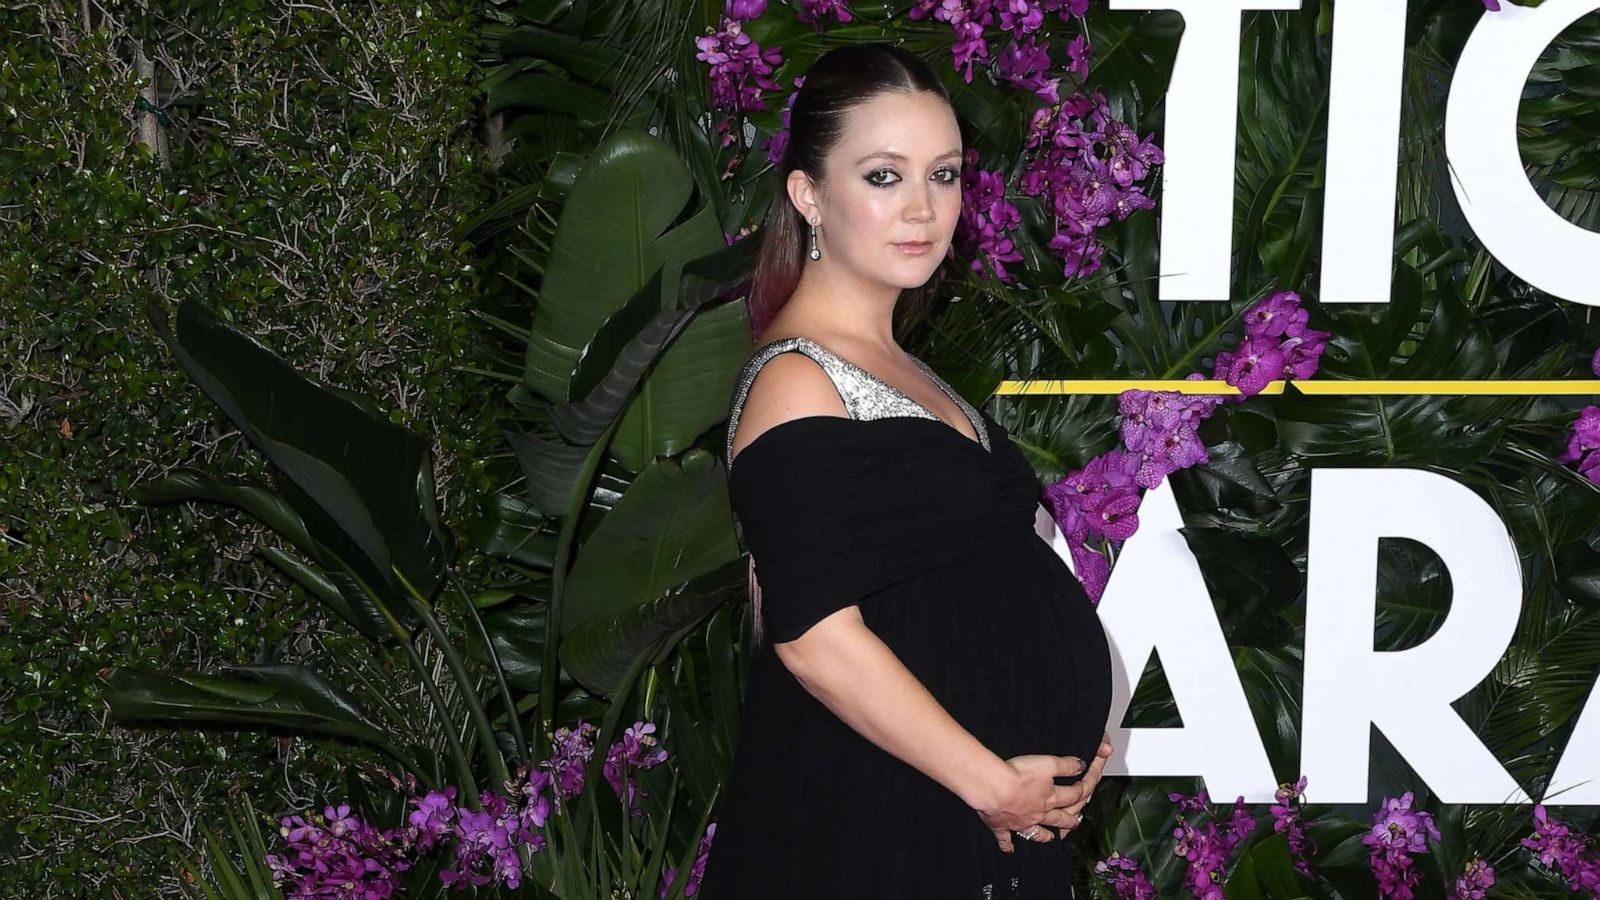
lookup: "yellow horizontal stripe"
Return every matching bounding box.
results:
[994,380,1600,396]
[998,380,1279,396]
[1290,380,1600,396]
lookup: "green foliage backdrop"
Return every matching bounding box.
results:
[1,1,490,892]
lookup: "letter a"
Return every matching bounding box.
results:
[1094,483,1278,802]
[1302,469,1531,804]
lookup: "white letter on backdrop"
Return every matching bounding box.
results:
[1107,0,1301,303]
[1447,0,1600,306]
[1302,469,1531,804]
[1320,0,1406,304]
[1094,482,1278,802]
[1547,676,1600,805]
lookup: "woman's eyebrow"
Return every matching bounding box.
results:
[855,149,964,164]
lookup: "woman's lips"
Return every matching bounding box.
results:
[895,241,933,255]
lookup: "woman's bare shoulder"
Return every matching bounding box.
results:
[729,352,849,464]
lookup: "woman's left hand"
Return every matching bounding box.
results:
[1053,733,1113,836]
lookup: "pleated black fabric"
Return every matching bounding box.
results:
[697,407,1114,900]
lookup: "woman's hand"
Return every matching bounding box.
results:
[973,753,1090,853]
[1054,734,1114,835]
[973,734,1116,853]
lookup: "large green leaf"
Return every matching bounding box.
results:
[1169,441,1279,515]
[1373,538,1452,654]
[547,234,759,461]
[472,600,579,695]
[148,298,452,628]
[1180,526,1300,649]
[522,128,711,403]
[1236,11,1328,293]
[1103,780,1189,890]
[561,556,745,695]
[488,73,614,122]
[130,468,317,549]
[560,449,741,636]
[1308,816,1371,869]
[130,468,394,637]
[469,492,563,570]
[1224,831,1313,900]
[607,300,749,473]
[102,664,391,748]
[505,426,597,518]
[255,546,370,634]
[1086,10,1185,136]
[491,25,626,84]
[655,606,742,811]
[1235,647,1305,783]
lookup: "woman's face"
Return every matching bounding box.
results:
[793,90,963,290]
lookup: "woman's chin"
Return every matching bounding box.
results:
[888,258,944,282]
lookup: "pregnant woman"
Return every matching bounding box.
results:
[696,43,1116,900]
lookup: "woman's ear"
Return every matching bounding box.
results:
[786,168,820,224]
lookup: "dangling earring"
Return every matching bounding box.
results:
[809,218,821,261]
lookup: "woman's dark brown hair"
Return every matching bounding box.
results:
[746,43,958,344]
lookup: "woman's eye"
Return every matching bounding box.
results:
[867,167,962,187]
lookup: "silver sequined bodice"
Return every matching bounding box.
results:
[725,335,991,470]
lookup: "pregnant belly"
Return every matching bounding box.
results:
[863,531,1114,770]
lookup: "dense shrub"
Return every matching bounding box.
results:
[0,2,494,893]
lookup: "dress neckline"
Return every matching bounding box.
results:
[752,335,991,453]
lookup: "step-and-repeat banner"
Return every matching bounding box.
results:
[1040,0,1600,807]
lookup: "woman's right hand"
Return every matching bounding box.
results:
[974,754,1092,853]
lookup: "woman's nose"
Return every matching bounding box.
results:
[905,191,935,222]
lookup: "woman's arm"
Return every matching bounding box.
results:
[774,605,1084,836]
[731,354,1088,846]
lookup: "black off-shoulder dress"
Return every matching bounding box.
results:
[696,337,1113,900]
